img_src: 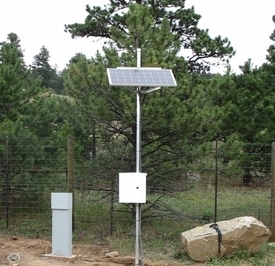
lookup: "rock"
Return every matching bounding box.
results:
[181,216,271,262]
[105,251,119,258]
[186,172,201,182]
[107,256,134,264]
[91,263,124,266]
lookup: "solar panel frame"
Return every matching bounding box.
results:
[107,67,177,87]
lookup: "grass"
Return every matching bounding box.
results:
[0,184,273,265]
[205,245,275,265]
[106,184,272,265]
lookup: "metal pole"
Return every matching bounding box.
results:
[214,138,218,223]
[110,137,114,236]
[5,136,9,229]
[135,48,141,266]
[136,48,141,172]
[67,135,75,231]
[270,142,275,241]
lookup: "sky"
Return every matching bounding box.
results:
[1,0,275,74]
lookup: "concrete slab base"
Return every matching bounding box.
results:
[43,254,80,263]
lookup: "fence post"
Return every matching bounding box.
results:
[110,137,115,236]
[270,142,275,241]
[67,135,75,231]
[5,136,10,229]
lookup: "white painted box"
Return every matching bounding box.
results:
[119,172,147,203]
[51,193,72,257]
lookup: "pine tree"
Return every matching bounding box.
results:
[0,34,72,206]
[0,34,64,139]
[32,46,64,93]
[64,44,222,188]
[0,34,37,122]
[216,61,275,184]
[65,0,235,72]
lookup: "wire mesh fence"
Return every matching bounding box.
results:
[0,136,273,244]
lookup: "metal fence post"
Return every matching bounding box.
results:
[110,137,114,236]
[4,136,10,229]
[67,135,75,231]
[270,142,275,241]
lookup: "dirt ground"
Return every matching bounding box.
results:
[0,236,204,266]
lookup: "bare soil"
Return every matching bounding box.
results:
[0,236,203,266]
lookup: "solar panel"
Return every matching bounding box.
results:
[107,67,177,87]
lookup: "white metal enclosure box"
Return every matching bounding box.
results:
[119,172,147,203]
[51,193,72,257]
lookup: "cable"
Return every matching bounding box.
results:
[210,139,222,255]
[210,223,222,254]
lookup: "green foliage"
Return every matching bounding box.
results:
[32,46,64,93]
[0,34,71,206]
[64,45,223,188]
[0,38,38,123]
[61,1,234,189]
[21,91,66,139]
[210,18,275,184]
[206,246,274,265]
[65,0,234,73]
[266,15,275,66]
[217,15,275,146]
[0,33,67,143]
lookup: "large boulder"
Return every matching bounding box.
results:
[181,216,271,262]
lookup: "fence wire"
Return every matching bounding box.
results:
[0,137,273,244]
